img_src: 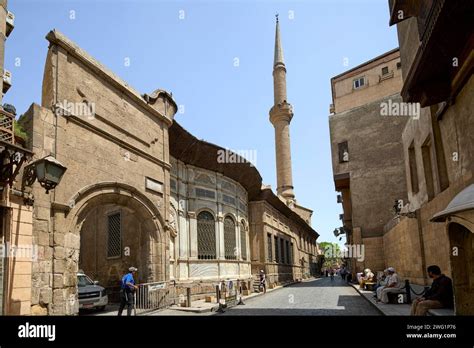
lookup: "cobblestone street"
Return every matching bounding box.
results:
[217,276,381,316]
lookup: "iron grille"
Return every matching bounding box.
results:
[107,212,121,258]
[223,194,236,206]
[280,238,285,264]
[224,217,236,260]
[290,243,294,264]
[196,188,215,199]
[240,221,247,261]
[274,236,279,263]
[267,234,272,262]
[197,211,216,259]
[170,179,177,191]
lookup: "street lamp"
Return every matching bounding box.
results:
[23,155,67,194]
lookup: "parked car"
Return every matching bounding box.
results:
[77,271,108,311]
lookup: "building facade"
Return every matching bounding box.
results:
[385,0,474,314]
[0,16,319,315]
[0,0,36,315]
[329,0,474,315]
[168,154,252,284]
[20,29,176,315]
[329,49,409,274]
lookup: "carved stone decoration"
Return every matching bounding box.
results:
[195,173,214,185]
[169,208,178,237]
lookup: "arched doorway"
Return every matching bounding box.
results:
[448,222,474,315]
[68,183,166,302]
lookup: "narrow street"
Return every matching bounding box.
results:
[217,276,381,316]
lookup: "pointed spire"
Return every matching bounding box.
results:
[274,14,285,68]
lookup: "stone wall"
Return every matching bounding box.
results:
[2,196,34,315]
[383,216,425,285]
[18,30,175,315]
[361,236,384,273]
[330,94,409,238]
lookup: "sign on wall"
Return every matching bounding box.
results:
[145,177,163,194]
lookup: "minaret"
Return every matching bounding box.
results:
[270,15,295,205]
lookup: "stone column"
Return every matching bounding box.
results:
[235,218,241,260]
[217,214,224,260]
[188,212,197,259]
[178,208,187,258]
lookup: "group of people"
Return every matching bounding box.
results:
[372,267,403,304]
[346,264,454,316]
[367,265,453,316]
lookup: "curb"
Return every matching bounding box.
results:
[169,304,219,313]
[349,283,386,316]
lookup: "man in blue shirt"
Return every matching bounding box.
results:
[118,267,138,316]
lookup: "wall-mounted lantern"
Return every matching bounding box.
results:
[23,155,67,194]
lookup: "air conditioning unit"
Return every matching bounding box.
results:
[339,214,344,221]
[6,11,14,37]
[3,70,12,93]
[329,103,335,114]
[337,194,343,203]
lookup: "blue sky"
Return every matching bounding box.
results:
[5,0,399,245]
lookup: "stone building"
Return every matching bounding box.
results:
[1,17,318,315]
[329,0,473,315]
[384,0,474,314]
[0,0,36,315]
[329,48,409,274]
[20,29,176,315]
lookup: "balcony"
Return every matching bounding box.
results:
[0,108,14,144]
[5,11,14,37]
[390,0,474,106]
[0,107,33,187]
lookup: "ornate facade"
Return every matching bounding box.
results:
[0,16,318,315]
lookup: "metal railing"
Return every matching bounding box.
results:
[134,281,176,314]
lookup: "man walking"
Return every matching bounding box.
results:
[259,270,267,294]
[118,266,138,316]
[411,265,453,316]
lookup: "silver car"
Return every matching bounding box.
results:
[77,272,108,311]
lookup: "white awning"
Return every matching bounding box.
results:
[431,184,474,222]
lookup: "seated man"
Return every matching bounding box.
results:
[359,268,375,289]
[376,267,403,303]
[373,269,388,296]
[411,265,453,316]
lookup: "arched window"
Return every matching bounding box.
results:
[240,220,247,261]
[224,216,237,260]
[197,211,216,259]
